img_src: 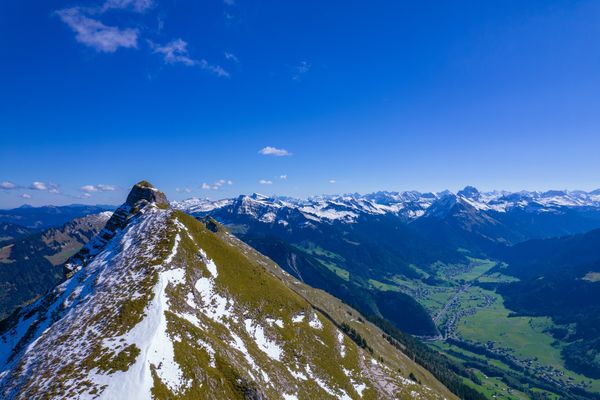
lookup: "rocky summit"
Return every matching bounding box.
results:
[0,182,454,400]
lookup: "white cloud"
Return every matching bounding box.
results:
[57,7,138,53]
[97,184,117,191]
[279,175,287,180]
[101,0,154,13]
[30,181,60,193]
[150,39,230,77]
[56,4,230,81]
[293,61,311,80]
[80,185,98,193]
[329,179,337,184]
[259,179,273,185]
[0,181,17,190]
[20,193,32,199]
[30,181,48,191]
[80,193,92,199]
[176,187,192,194]
[258,146,292,157]
[224,52,239,62]
[80,184,117,193]
[201,179,232,190]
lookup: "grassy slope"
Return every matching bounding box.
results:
[168,212,457,399]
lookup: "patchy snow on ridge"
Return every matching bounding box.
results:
[244,319,283,361]
[337,331,346,358]
[292,313,305,323]
[308,313,323,329]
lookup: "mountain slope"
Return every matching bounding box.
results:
[0,212,111,319]
[496,229,600,378]
[0,182,455,400]
[0,223,34,244]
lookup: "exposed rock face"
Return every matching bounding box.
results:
[125,181,169,208]
[66,181,168,273]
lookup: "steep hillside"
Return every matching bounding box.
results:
[496,229,600,378]
[0,182,455,400]
[0,212,111,319]
[0,223,34,244]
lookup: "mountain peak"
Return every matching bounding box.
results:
[125,180,168,208]
[457,185,480,199]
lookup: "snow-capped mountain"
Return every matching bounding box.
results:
[173,186,600,225]
[0,182,453,400]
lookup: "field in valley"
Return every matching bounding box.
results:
[369,258,600,399]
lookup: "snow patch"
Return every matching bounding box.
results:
[337,331,346,358]
[308,313,323,329]
[164,234,181,264]
[244,319,283,361]
[292,313,305,323]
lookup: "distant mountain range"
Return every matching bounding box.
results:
[173,187,600,248]
[0,204,115,230]
[173,186,600,224]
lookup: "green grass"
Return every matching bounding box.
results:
[452,287,600,394]
[457,290,562,366]
[318,259,350,281]
[368,278,401,292]
[403,257,600,397]
[454,258,497,281]
[476,272,519,283]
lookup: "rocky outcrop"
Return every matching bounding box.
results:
[65,181,168,275]
[125,181,168,208]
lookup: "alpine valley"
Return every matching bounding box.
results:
[172,187,600,400]
[0,182,459,400]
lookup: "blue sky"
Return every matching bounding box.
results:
[1,0,600,207]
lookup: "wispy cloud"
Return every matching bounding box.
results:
[329,179,337,184]
[100,0,154,13]
[293,61,311,80]
[150,39,230,77]
[57,7,138,53]
[0,181,17,190]
[258,146,292,157]
[259,179,273,185]
[223,0,235,5]
[21,193,32,199]
[279,174,287,180]
[201,179,233,190]
[56,1,230,79]
[176,187,192,194]
[80,184,118,193]
[224,52,239,62]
